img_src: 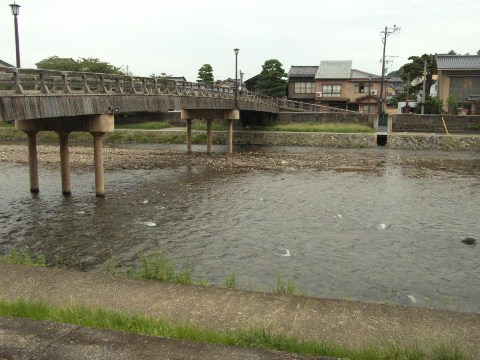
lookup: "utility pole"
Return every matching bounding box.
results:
[421,59,427,114]
[379,25,400,115]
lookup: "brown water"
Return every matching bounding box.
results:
[1,147,479,312]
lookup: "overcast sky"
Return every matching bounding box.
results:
[0,0,478,81]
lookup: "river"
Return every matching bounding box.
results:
[1,145,479,312]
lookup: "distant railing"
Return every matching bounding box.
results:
[0,68,356,114]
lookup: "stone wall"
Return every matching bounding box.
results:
[386,133,480,151]
[391,114,480,133]
[277,112,375,127]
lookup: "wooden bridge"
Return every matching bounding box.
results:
[0,68,354,196]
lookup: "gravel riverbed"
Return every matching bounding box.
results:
[1,143,479,177]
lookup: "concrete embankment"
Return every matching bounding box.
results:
[2,127,480,150]
[1,265,479,358]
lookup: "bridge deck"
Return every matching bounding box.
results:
[0,68,356,122]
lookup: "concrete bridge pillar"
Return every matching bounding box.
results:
[206,119,213,154]
[15,114,114,196]
[25,131,39,194]
[186,119,192,154]
[57,131,72,196]
[92,132,106,198]
[181,109,239,154]
[226,120,233,155]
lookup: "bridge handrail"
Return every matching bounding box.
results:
[0,68,356,114]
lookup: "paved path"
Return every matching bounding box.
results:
[1,265,479,358]
[0,317,327,360]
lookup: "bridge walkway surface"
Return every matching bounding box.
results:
[0,264,479,359]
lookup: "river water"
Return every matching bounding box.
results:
[1,146,479,312]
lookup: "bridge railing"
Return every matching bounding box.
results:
[0,68,356,113]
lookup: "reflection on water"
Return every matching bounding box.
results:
[1,148,479,313]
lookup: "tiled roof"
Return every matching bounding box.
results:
[436,55,480,70]
[288,66,318,78]
[0,59,14,67]
[315,61,352,79]
[351,69,380,80]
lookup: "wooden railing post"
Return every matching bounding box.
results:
[116,77,124,94]
[82,75,92,94]
[142,78,149,94]
[39,73,50,94]
[99,74,108,93]
[13,69,24,95]
[62,73,72,94]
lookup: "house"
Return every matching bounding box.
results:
[385,77,405,101]
[168,76,187,82]
[0,59,14,71]
[313,61,383,113]
[436,55,480,113]
[287,66,318,104]
[244,74,260,93]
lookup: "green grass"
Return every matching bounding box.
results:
[129,254,195,285]
[0,299,469,360]
[275,275,295,295]
[192,122,228,131]
[115,121,172,130]
[261,122,375,133]
[0,121,14,128]
[0,248,46,267]
[225,272,236,289]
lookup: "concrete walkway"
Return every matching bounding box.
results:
[1,264,480,358]
[0,317,327,360]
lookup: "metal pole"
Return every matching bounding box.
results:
[379,27,387,115]
[378,25,399,115]
[13,15,21,68]
[421,60,427,115]
[234,53,238,109]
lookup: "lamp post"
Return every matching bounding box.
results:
[234,48,239,109]
[9,2,21,68]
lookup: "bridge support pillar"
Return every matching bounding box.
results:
[181,109,239,154]
[226,120,233,155]
[15,114,114,197]
[186,119,192,154]
[25,131,39,194]
[92,132,106,198]
[206,119,212,154]
[57,131,72,196]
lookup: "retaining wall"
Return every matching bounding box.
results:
[391,114,480,133]
[277,112,375,127]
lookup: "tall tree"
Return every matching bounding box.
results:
[256,59,287,98]
[197,64,214,84]
[36,56,123,74]
[400,54,437,98]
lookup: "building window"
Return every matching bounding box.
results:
[355,84,373,94]
[294,82,316,94]
[321,84,341,97]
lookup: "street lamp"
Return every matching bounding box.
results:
[9,2,21,68]
[234,48,239,109]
